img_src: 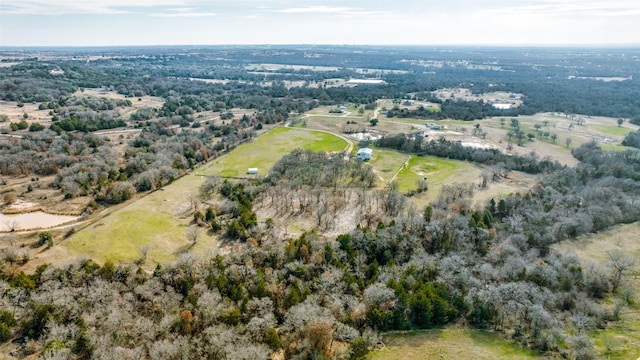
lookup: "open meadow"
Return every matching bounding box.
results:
[202,127,348,177]
[37,127,347,267]
[368,328,539,360]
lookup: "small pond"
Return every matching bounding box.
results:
[0,211,79,231]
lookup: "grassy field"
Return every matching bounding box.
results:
[366,147,532,208]
[59,167,218,266]
[553,222,640,359]
[588,124,634,137]
[600,143,634,152]
[367,148,411,186]
[202,127,347,177]
[395,155,480,194]
[368,328,540,360]
[58,127,347,266]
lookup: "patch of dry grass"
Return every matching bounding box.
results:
[369,328,539,360]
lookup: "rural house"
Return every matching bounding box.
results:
[356,148,373,161]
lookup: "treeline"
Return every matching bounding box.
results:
[376,134,563,174]
[385,100,522,121]
[622,128,640,149]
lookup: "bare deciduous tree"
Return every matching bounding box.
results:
[186,226,200,246]
[607,248,634,293]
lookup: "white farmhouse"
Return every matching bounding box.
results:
[356,148,373,161]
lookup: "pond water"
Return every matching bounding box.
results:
[0,211,79,231]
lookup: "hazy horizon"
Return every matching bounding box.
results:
[1,0,639,47]
[1,43,640,50]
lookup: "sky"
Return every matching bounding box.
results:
[1,0,639,47]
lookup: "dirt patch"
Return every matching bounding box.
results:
[0,100,53,126]
[5,199,39,212]
[73,88,165,119]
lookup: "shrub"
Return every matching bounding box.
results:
[103,181,135,204]
[265,328,282,350]
[38,232,53,248]
[349,337,369,360]
[29,123,45,132]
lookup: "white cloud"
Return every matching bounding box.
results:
[480,0,640,17]
[276,5,381,16]
[1,0,190,15]
[150,7,216,17]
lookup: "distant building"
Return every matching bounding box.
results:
[347,79,386,85]
[247,168,258,175]
[356,148,373,161]
[492,103,512,110]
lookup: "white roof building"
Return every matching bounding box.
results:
[356,148,373,161]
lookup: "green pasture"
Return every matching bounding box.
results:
[367,148,411,185]
[601,143,633,152]
[366,148,481,203]
[64,127,347,265]
[395,155,477,193]
[202,127,347,176]
[368,328,539,360]
[589,124,634,137]
[63,172,211,266]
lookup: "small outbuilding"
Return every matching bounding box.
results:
[247,168,258,175]
[356,148,373,161]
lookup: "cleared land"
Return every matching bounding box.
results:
[202,127,347,177]
[41,127,346,266]
[0,90,165,130]
[301,106,635,168]
[368,328,539,360]
[588,124,635,137]
[553,222,640,360]
[395,155,481,194]
[75,88,165,118]
[0,100,53,125]
[367,148,411,186]
[369,112,639,167]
